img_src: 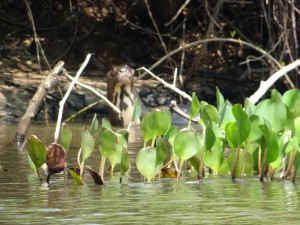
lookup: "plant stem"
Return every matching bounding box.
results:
[99,156,106,179]
[198,150,206,182]
[231,147,240,181]
[177,161,184,181]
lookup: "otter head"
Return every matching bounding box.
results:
[107,65,137,127]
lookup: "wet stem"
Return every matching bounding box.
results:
[99,156,106,180]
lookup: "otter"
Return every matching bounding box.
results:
[107,65,197,127]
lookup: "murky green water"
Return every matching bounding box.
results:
[1,123,300,224]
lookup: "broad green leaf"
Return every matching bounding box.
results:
[60,123,72,152]
[132,99,142,122]
[67,169,84,185]
[201,105,218,127]
[81,127,95,161]
[282,89,300,118]
[294,117,300,144]
[141,108,172,144]
[205,126,216,150]
[27,135,47,169]
[136,147,157,181]
[232,104,251,143]
[271,89,282,101]
[246,115,263,143]
[255,99,287,133]
[107,133,127,169]
[204,137,225,171]
[190,92,201,118]
[265,131,280,163]
[99,127,117,157]
[116,129,129,142]
[219,100,235,130]
[164,125,179,146]
[225,122,239,149]
[89,114,99,135]
[174,130,199,161]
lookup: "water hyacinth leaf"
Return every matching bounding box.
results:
[265,131,280,163]
[294,117,300,143]
[164,125,179,146]
[244,98,256,116]
[204,105,219,124]
[255,99,287,133]
[204,137,225,172]
[107,133,127,171]
[81,127,95,161]
[60,123,72,152]
[232,104,251,142]
[271,89,282,102]
[156,137,167,165]
[89,114,99,135]
[246,115,263,143]
[174,130,199,161]
[99,127,118,157]
[225,122,239,149]
[205,126,216,150]
[67,168,84,185]
[190,92,201,118]
[136,147,157,181]
[131,99,142,122]
[116,129,129,142]
[27,135,47,169]
[102,118,112,129]
[219,100,235,130]
[120,148,130,177]
[282,89,300,118]
[141,109,172,144]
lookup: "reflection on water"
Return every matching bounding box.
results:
[1,123,300,224]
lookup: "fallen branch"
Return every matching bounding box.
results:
[14,61,64,146]
[249,59,300,104]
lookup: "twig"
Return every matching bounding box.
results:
[63,72,121,114]
[139,37,295,88]
[249,59,300,104]
[138,67,192,102]
[54,54,91,143]
[164,0,191,26]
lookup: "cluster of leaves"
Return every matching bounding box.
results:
[136,88,300,183]
[28,88,300,185]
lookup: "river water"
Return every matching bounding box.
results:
[0,123,300,224]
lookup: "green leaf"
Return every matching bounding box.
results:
[232,104,251,142]
[156,137,167,165]
[174,130,199,161]
[219,100,235,130]
[81,127,95,161]
[205,126,216,150]
[67,169,84,185]
[190,92,201,118]
[99,127,118,157]
[216,87,225,113]
[89,114,99,135]
[60,123,72,152]
[204,137,225,171]
[255,99,287,133]
[271,89,282,101]
[107,133,127,169]
[246,115,263,143]
[116,129,129,142]
[282,89,300,118]
[102,118,112,129]
[141,108,172,144]
[27,135,47,169]
[164,125,179,146]
[228,149,253,176]
[201,105,219,127]
[244,98,256,116]
[120,148,130,177]
[136,147,157,181]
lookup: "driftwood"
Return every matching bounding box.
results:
[14,61,65,145]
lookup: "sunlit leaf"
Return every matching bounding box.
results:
[67,168,84,185]
[228,149,253,176]
[136,147,157,181]
[282,89,300,118]
[271,89,282,101]
[120,148,130,177]
[102,118,112,129]
[99,127,118,157]
[246,115,263,143]
[216,87,225,113]
[219,100,235,130]
[60,123,72,152]
[107,133,127,170]
[204,137,225,172]
[156,137,167,165]
[27,135,47,169]
[164,125,179,146]
[81,127,95,161]
[205,126,216,150]
[174,130,199,161]
[255,99,287,133]
[116,129,129,142]
[244,98,256,116]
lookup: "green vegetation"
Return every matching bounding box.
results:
[27,88,300,185]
